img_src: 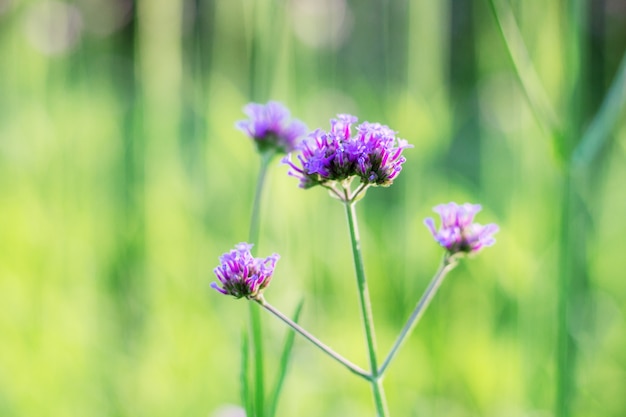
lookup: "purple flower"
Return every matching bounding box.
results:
[283,114,412,190]
[212,243,280,300]
[236,101,307,154]
[424,203,499,255]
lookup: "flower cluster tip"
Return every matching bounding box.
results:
[236,101,307,154]
[212,243,280,300]
[424,202,499,256]
[283,114,412,196]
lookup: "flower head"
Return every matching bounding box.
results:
[212,243,280,300]
[283,114,412,195]
[236,101,307,154]
[424,202,499,255]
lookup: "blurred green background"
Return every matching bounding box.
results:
[1,0,626,416]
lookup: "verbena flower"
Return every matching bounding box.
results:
[283,114,412,190]
[424,202,499,255]
[236,101,307,154]
[212,243,280,300]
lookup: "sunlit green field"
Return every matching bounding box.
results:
[1,1,625,416]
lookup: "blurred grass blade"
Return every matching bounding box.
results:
[487,0,562,139]
[572,51,626,168]
[267,299,305,417]
[241,329,254,417]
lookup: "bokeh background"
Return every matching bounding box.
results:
[1,0,626,416]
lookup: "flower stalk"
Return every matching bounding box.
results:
[248,152,274,417]
[379,254,458,375]
[249,149,275,251]
[256,296,370,380]
[344,201,389,417]
[248,303,265,417]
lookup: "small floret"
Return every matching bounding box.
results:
[424,203,499,255]
[212,243,280,300]
[236,101,307,154]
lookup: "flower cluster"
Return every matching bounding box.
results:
[211,243,280,300]
[283,114,412,190]
[424,202,499,255]
[236,101,307,154]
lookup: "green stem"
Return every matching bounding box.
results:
[256,297,371,380]
[486,0,562,140]
[379,254,457,375]
[248,305,264,417]
[249,150,274,249]
[240,328,253,417]
[248,150,275,417]
[344,201,389,417]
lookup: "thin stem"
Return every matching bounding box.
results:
[249,150,275,248]
[486,0,562,140]
[344,202,389,417]
[379,254,457,375]
[322,184,345,201]
[240,328,253,417]
[350,182,370,203]
[249,305,264,417]
[248,150,275,417]
[256,297,371,380]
